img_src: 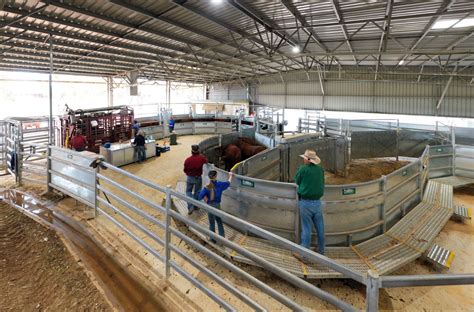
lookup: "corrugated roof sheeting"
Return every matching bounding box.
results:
[1,0,474,87]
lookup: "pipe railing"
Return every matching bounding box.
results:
[97,161,360,311]
[36,143,474,311]
[365,271,474,311]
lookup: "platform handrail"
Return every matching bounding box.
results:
[365,272,474,311]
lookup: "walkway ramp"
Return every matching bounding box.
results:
[432,175,474,188]
[173,180,453,279]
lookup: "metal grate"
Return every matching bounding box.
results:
[173,180,455,279]
[424,244,455,269]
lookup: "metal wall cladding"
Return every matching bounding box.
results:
[258,83,288,95]
[229,86,247,101]
[199,136,220,165]
[351,131,398,159]
[208,83,247,101]
[287,81,324,96]
[286,95,324,109]
[257,94,285,108]
[254,132,273,148]
[385,161,420,191]
[384,164,421,220]
[428,145,453,178]
[253,79,474,117]
[324,96,375,112]
[287,137,338,181]
[50,148,96,206]
[455,145,474,179]
[243,147,281,182]
[324,193,384,238]
[439,97,474,117]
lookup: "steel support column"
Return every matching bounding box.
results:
[107,77,114,107]
[47,34,53,191]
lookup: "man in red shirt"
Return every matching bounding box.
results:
[70,129,88,152]
[184,144,208,214]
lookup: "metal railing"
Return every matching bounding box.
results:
[40,145,474,311]
[366,270,474,311]
[95,161,361,311]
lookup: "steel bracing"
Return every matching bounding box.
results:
[0,0,473,83]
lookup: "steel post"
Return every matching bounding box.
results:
[47,35,53,191]
[93,166,99,218]
[381,176,387,233]
[366,270,380,312]
[165,186,172,278]
[396,120,399,161]
[451,127,456,176]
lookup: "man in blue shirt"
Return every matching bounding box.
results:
[132,120,140,137]
[199,170,233,243]
[168,116,175,133]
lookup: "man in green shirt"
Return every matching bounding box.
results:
[293,149,325,262]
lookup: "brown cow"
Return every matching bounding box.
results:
[222,143,242,171]
[237,138,266,159]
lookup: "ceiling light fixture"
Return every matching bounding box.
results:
[399,60,405,65]
[292,46,300,53]
[211,0,223,4]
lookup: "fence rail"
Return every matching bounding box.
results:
[6,141,472,311]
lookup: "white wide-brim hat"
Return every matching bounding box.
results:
[300,150,321,165]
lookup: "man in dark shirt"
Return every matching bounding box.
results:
[133,130,146,163]
[70,129,88,152]
[183,144,208,214]
[293,149,325,262]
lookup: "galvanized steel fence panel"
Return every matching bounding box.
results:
[454,145,474,179]
[49,146,97,207]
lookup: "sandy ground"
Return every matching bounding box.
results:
[0,200,111,311]
[1,135,473,311]
[326,158,410,185]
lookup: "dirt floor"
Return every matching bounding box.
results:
[0,200,111,311]
[325,158,410,185]
[1,135,473,311]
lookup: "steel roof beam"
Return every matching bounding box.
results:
[436,63,458,110]
[1,53,133,72]
[0,41,246,82]
[170,0,301,71]
[1,7,268,77]
[375,0,394,80]
[108,0,279,73]
[280,1,330,53]
[396,0,455,66]
[272,7,474,30]
[0,57,214,81]
[0,4,48,28]
[331,0,357,64]
[279,0,335,68]
[42,0,276,75]
[1,21,268,78]
[227,0,298,50]
[0,32,270,80]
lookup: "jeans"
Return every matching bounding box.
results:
[299,199,325,255]
[134,146,146,162]
[186,176,202,211]
[208,203,225,239]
